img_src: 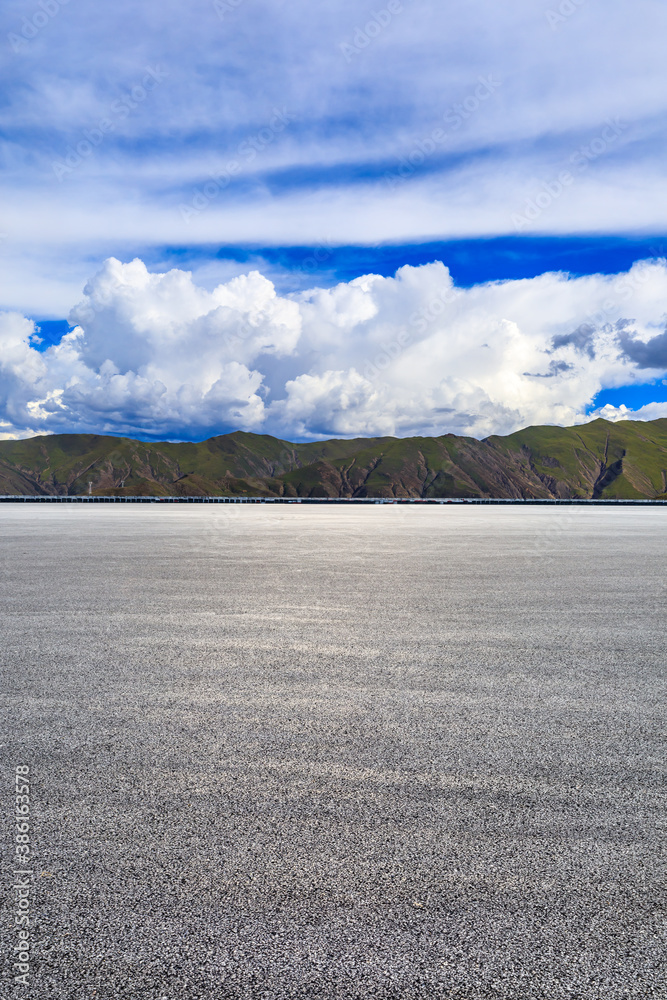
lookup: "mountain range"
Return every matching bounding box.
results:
[1,418,666,499]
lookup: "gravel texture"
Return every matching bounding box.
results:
[1,503,665,999]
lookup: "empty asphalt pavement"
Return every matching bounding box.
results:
[1,504,665,999]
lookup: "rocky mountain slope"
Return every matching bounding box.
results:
[1,418,666,499]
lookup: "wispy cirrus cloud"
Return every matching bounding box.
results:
[1,0,667,316]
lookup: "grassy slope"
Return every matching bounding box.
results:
[1,419,666,498]
[488,418,667,499]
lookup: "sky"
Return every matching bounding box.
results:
[1,0,667,442]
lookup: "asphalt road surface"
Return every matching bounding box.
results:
[1,504,665,999]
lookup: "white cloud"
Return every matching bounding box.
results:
[1,0,667,287]
[1,257,667,442]
[590,401,667,422]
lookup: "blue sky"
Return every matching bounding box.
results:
[1,0,667,440]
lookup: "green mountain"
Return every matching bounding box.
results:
[1,418,666,499]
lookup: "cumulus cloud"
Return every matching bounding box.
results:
[590,401,667,423]
[1,256,667,442]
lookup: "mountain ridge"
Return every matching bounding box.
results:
[1,418,666,499]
